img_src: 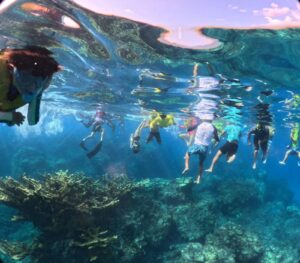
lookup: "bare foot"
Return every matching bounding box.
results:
[262,158,267,164]
[194,176,201,184]
[227,154,236,163]
[182,168,189,175]
[205,168,213,173]
[252,163,257,170]
[279,161,286,165]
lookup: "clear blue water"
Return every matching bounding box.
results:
[0,1,299,262]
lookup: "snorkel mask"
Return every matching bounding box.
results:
[12,67,51,103]
[12,67,52,125]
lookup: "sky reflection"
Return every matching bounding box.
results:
[71,0,300,48]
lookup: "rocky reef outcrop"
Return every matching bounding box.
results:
[0,172,299,263]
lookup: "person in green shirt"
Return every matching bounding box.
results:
[279,123,300,166]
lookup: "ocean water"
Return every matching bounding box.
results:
[0,1,300,263]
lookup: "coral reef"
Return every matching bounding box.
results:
[0,173,300,263]
[0,171,134,263]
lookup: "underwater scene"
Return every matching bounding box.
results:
[0,0,300,262]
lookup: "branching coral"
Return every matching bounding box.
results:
[0,241,30,261]
[0,170,134,263]
[1,174,300,263]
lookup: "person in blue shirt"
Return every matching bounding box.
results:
[206,123,242,173]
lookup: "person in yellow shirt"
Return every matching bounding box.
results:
[146,111,176,144]
[130,111,176,153]
[0,46,60,126]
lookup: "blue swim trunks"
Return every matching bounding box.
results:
[188,144,208,162]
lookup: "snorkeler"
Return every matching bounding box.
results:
[80,109,114,158]
[146,111,176,144]
[130,120,147,153]
[182,118,219,184]
[205,123,242,173]
[248,122,272,169]
[279,123,300,166]
[179,116,200,147]
[0,46,60,126]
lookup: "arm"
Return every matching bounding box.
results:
[179,133,189,144]
[82,118,93,128]
[247,129,254,144]
[188,132,195,146]
[257,96,263,103]
[0,112,13,122]
[134,120,146,138]
[0,111,25,126]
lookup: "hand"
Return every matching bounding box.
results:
[12,112,25,126]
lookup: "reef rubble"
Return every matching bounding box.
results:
[0,171,299,263]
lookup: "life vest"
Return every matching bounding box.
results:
[149,114,175,129]
[0,57,25,111]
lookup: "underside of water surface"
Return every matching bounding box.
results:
[0,0,299,262]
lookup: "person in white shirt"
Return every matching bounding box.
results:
[182,119,219,184]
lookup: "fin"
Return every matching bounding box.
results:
[87,142,102,159]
